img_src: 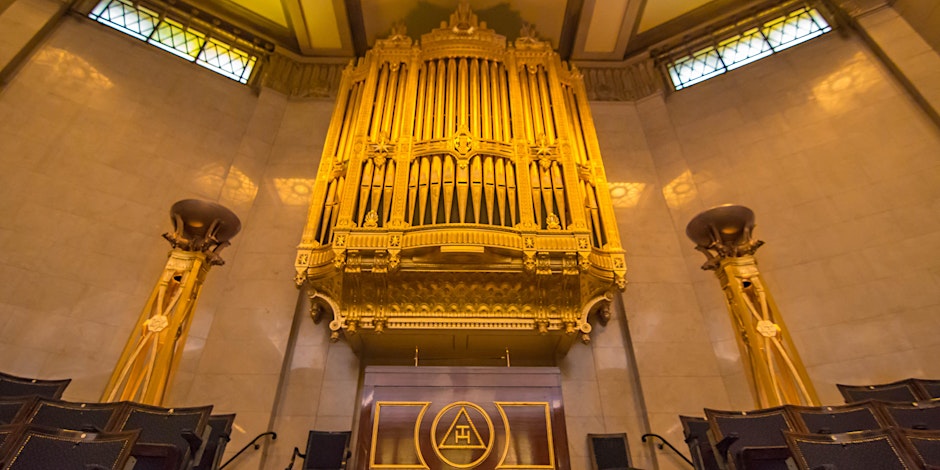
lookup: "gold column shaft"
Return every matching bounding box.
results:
[715,256,819,407]
[688,205,818,408]
[102,250,209,405]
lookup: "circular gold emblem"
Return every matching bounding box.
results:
[756,320,779,338]
[430,401,494,468]
[146,315,169,332]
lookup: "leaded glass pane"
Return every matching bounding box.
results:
[718,28,772,70]
[89,0,258,84]
[92,0,158,41]
[196,39,256,83]
[149,18,205,60]
[668,47,725,89]
[763,8,831,52]
[667,7,830,90]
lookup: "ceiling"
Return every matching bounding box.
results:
[184,0,767,60]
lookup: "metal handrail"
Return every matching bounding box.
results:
[218,431,277,469]
[641,433,694,467]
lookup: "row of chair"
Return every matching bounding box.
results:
[684,399,940,469]
[0,371,71,401]
[0,396,234,470]
[0,371,234,470]
[837,378,940,404]
[678,376,940,470]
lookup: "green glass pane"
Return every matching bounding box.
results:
[149,19,204,60]
[93,0,156,40]
[90,0,261,84]
[196,38,255,82]
[718,30,771,69]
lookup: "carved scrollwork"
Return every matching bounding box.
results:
[296,1,629,356]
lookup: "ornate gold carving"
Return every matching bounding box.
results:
[145,314,169,333]
[332,251,346,269]
[103,201,239,406]
[688,205,819,407]
[295,3,626,359]
[368,132,394,167]
[261,54,347,98]
[517,23,540,46]
[546,213,561,230]
[454,126,473,156]
[364,211,379,228]
[577,60,662,102]
[431,401,494,468]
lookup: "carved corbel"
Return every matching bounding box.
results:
[563,253,579,275]
[373,250,389,273]
[614,274,626,290]
[579,322,592,344]
[597,303,611,325]
[345,251,361,273]
[523,252,536,273]
[578,253,591,272]
[373,318,386,334]
[329,318,343,341]
[535,319,549,334]
[332,250,347,270]
[388,252,401,272]
[536,252,551,275]
[564,321,577,334]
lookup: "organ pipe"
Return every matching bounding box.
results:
[295,4,627,349]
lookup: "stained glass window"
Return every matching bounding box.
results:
[90,0,257,84]
[666,6,831,90]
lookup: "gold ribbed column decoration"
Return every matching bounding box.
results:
[295,3,627,362]
[687,205,819,407]
[102,200,240,406]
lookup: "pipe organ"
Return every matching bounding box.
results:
[295,5,626,361]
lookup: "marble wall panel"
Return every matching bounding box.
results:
[588,99,730,470]
[0,5,937,470]
[636,29,940,414]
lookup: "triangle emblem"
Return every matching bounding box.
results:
[438,406,486,449]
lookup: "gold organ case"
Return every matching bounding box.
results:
[295,5,626,363]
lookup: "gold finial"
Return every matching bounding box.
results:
[450,0,478,33]
[518,23,539,44]
[389,21,407,39]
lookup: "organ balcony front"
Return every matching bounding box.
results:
[294,5,626,364]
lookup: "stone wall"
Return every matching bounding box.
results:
[1,4,939,470]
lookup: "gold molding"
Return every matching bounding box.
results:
[296,2,626,361]
[494,402,554,469]
[370,401,431,470]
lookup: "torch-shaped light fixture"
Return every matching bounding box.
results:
[687,205,818,407]
[101,199,240,405]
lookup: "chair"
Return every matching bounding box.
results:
[0,424,25,458]
[786,401,888,434]
[879,400,940,431]
[588,433,641,470]
[0,372,70,400]
[785,428,920,470]
[286,431,351,470]
[0,425,140,470]
[679,416,720,470]
[114,403,213,470]
[897,428,940,468]
[193,413,235,470]
[24,399,125,433]
[0,397,36,426]
[837,379,922,403]
[129,443,182,470]
[915,380,940,400]
[704,406,796,470]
